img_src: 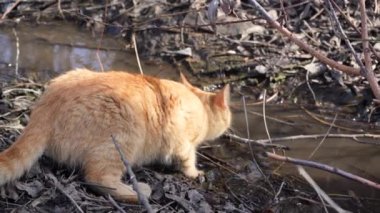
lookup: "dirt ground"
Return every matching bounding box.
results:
[1,0,380,212]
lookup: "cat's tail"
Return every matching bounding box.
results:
[0,124,48,185]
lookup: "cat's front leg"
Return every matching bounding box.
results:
[177,142,204,178]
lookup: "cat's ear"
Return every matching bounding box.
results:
[214,84,230,109]
[180,72,193,88]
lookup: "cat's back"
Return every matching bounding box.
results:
[37,69,201,117]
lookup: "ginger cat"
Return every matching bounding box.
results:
[0,69,231,203]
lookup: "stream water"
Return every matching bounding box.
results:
[0,22,379,203]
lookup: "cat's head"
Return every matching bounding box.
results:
[180,73,232,140]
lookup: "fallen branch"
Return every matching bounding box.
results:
[266,152,380,190]
[108,195,127,213]
[254,133,380,145]
[330,0,380,61]
[46,173,84,213]
[358,0,380,100]
[111,136,153,213]
[297,166,350,213]
[247,0,360,75]
[308,113,337,159]
[325,0,380,100]
[225,133,289,149]
[0,0,21,20]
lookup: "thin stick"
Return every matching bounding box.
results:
[225,133,289,149]
[266,152,380,190]
[197,151,246,180]
[111,136,153,213]
[56,184,85,213]
[95,0,107,72]
[58,0,65,19]
[230,105,295,126]
[308,113,337,159]
[306,69,317,103]
[243,95,275,193]
[247,0,360,75]
[262,89,273,146]
[242,96,255,157]
[253,133,380,144]
[47,173,84,213]
[358,0,380,99]
[1,0,21,20]
[108,195,127,213]
[329,0,380,61]
[325,0,380,99]
[132,33,144,75]
[302,106,364,133]
[297,166,350,213]
[12,28,20,78]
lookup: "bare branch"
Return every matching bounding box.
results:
[266,152,380,190]
[108,195,127,213]
[253,133,380,144]
[247,0,360,75]
[297,166,350,213]
[225,133,289,149]
[358,0,380,99]
[1,0,21,20]
[111,136,153,213]
[329,0,380,61]
[325,0,380,100]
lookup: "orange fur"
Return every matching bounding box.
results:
[0,69,231,202]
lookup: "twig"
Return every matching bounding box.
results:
[254,133,380,144]
[197,151,247,181]
[300,171,328,213]
[306,69,317,104]
[230,105,295,126]
[273,181,285,202]
[95,0,107,72]
[266,152,380,190]
[242,95,275,194]
[262,89,273,146]
[224,181,256,211]
[246,0,360,75]
[308,113,337,159]
[12,28,19,78]
[239,92,278,106]
[1,0,21,20]
[242,96,255,157]
[56,184,85,213]
[47,173,84,213]
[57,0,65,19]
[111,136,153,213]
[154,201,175,212]
[132,33,144,75]
[329,0,380,61]
[302,106,364,133]
[225,133,289,149]
[108,194,127,213]
[297,166,351,213]
[325,0,380,100]
[358,0,380,100]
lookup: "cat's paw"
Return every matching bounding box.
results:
[136,182,152,198]
[184,168,204,179]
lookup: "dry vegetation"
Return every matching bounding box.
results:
[1,0,380,212]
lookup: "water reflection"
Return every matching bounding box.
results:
[0,33,12,63]
[0,22,175,81]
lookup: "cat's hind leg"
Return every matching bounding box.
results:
[83,155,151,203]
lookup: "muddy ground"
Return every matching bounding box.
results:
[1,0,380,212]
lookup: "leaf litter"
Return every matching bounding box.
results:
[0,80,330,212]
[1,0,380,212]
